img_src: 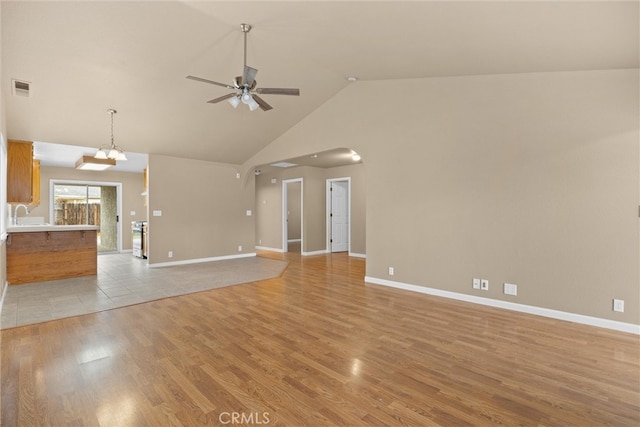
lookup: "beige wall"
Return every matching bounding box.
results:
[27,166,146,251]
[255,163,366,255]
[146,154,254,264]
[255,166,325,253]
[244,69,640,325]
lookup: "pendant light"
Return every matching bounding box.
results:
[95,109,127,161]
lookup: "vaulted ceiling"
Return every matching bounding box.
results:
[2,1,638,169]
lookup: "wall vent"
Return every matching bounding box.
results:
[12,79,32,97]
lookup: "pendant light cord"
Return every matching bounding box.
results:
[110,111,115,147]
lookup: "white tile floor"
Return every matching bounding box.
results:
[1,253,288,329]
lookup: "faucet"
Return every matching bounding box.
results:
[13,204,29,226]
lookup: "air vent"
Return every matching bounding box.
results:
[12,79,32,97]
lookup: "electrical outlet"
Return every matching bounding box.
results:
[504,283,517,296]
[613,299,624,313]
[168,251,173,258]
[480,279,489,291]
[238,245,243,252]
[472,278,481,289]
[388,267,394,276]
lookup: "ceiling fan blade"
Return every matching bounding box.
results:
[186,75,235,89]
[255,88,300,96]
[252,94,273,111]
[242,66,258,87]
[207,93,236,104]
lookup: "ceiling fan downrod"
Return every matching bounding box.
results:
[240,23,251,70]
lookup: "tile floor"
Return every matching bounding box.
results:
[1,253,288,329]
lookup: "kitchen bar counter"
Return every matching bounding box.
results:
[6,226,98,285]
[7,224,99,233]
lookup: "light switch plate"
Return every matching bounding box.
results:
[504,283,518,296]
[613,299,624,312]
[153,210,162,217]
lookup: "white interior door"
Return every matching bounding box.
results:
[331,181,349,252]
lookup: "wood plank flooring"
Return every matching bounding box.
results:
[1,251,638,426]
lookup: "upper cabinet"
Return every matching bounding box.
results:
[7,140,40,206]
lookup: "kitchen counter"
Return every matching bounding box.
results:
[8,224,99,233]
[6,226,98,285]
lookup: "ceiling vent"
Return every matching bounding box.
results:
[12,79,32,97]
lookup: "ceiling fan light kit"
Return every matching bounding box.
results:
[187,23,300,112]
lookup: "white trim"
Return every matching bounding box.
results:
[149,252,256,268]
[302,249,329,256]
[326,177,352,254]
[365,276,640,335]
[349,252,366,258]
[255,246,284,253]
[282,178,303,254]
[0,280,8,314]
[287,239,301,243]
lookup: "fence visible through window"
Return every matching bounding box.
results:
[53,184,117,252]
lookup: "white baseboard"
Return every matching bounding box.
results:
[349,252,366,258]
[255,246,284,253]
[287,239,301,243]
[149,252,256,268]
[302,249,329,256]
[365,276,640,335]
[0,280,7,313]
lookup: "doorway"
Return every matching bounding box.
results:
[326,178,350,253]
[50,180,123,253]
[282,178,303,253]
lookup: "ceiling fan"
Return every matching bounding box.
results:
[186,23,300,112]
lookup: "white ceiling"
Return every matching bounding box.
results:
[32,141,148,173]
[2,1,638,172]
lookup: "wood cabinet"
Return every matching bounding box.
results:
[32,159,41,206]
[6,229,97,285]
[7,139,40,206]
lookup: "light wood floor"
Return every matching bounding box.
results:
[1,251,638,426]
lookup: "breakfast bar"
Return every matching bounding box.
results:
[6,225,98,285]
